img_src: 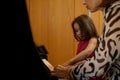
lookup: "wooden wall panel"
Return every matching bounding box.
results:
[47,0,75,65]
[28,0,49,47]
[27,0,75,66]
[75,0,88,16]
[91,11,103,36]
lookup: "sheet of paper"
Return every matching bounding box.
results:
[42,59,54,71]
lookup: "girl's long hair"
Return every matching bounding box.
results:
[72,15,99,41]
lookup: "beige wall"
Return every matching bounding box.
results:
[26,0,102,66]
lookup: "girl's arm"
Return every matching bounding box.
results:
[63,37,98,66]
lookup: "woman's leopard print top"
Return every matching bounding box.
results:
[70,0,120,80]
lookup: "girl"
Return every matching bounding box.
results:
[62,15,98,68]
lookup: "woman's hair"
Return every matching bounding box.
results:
[99,0,118,7]
[72,14,99,41]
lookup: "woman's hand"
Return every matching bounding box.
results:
[51,65,70,79]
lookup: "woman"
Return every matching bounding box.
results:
[52,0,120,80]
